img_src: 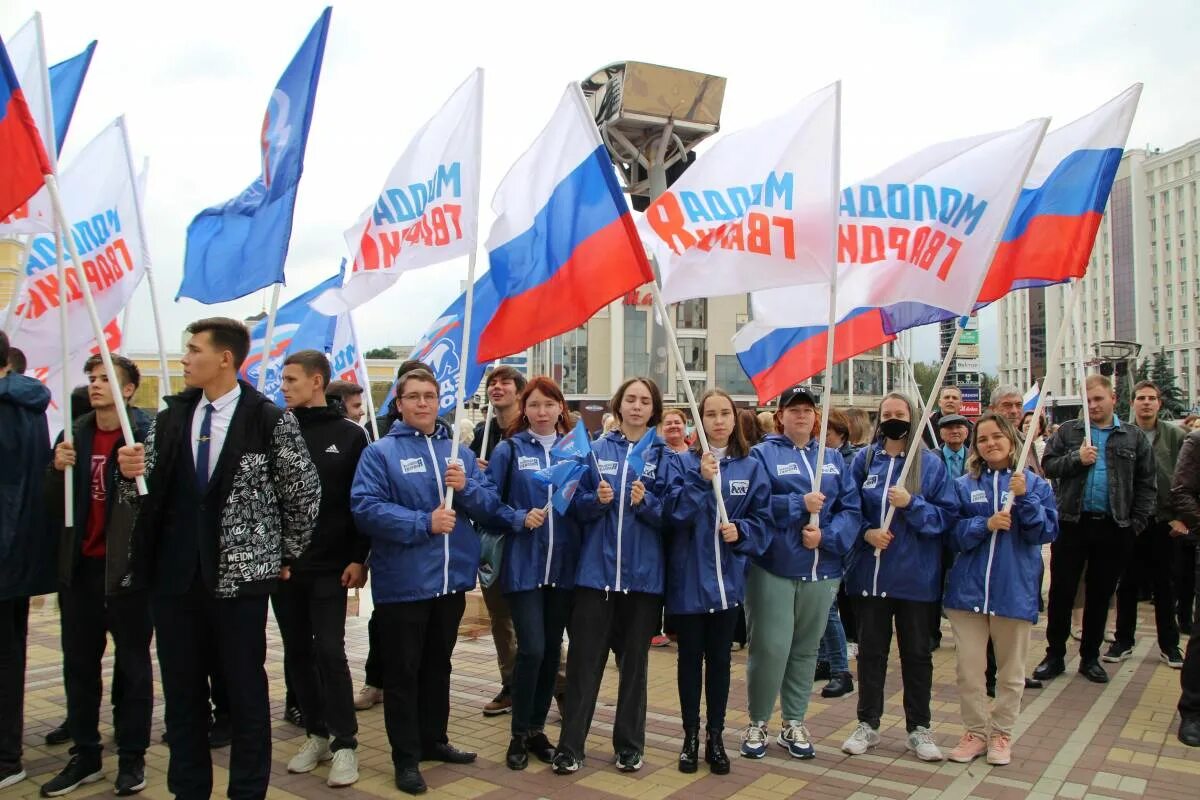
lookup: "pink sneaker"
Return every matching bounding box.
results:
[987,732,1012,766]
[650,635,671,647]
[948,732,988,763]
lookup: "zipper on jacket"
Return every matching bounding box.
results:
[713,464,728,609]
[426,436,449,596]
[798,447,818,580]
[542,445,554,587]
[983,470,1000,615]
[615,443,631,593]
[872,455,896,597]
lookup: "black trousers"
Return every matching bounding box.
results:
[1115,522,1180,651]
[364,611,383,688]
[558,588,661,760]
[375,593,465,771]
[0,597,29,772]
[153,581,271,800]
[60,559,153,758]
[1045,517,1135,661]
[1179,543,1200,720]
[674,608,739,732]
[837,583,857,644]
[272,572,357,750]
[855,596,934,732]
[506,587,572,736]
[1175,539,1197,633]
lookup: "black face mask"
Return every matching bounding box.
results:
[880,418,911,441]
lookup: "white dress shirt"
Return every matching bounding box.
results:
[191,383,242,481]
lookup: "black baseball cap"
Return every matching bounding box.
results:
[777,385,818,410]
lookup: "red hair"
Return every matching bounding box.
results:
[507,376,571,438]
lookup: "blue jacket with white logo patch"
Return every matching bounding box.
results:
[572,431,667,595]
[749,434,862,582]
[945,467,1058,623]
[661,450,772,615]
[484,431,581,594]
[351,421,503,603]
[845,444,958,603]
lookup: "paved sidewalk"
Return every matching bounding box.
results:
[9,593,1199,800]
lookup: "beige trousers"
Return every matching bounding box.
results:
[947,609,1032,736]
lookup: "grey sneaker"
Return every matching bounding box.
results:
[841,722,880,755]
[326,748,359,788]
[287,736,332,774]
[906,726,945,762]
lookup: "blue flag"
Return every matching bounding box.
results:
[47,40,96,155]
[240,271,341,404]
[533,459,588,515]
[411,271,500,415]
[179,7,331,303]
[625,429,657,481]
[551,419,592,462]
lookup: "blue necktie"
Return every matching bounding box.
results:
[196,403,214,494]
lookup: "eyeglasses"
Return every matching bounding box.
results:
[401,393,439,405]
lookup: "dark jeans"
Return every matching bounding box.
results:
[0,597,29,772]
[1045,517,1135,661]
[153,581,271,800]
[855,596,934,732]
[506,587,572,736]
[60,558,153,758]
[272,572,357,750]
[1180,543,1200,719]
[558,588,661,760]
[1115,522,1180,652]
[1175,539,1197,633]
[374,593,465,770]
[674,608,739,732]
[364,611,382,688]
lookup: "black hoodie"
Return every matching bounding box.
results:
[292,405,371,573]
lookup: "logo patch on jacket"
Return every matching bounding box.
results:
[597,459,619,475]
[1001,491,1011,506]
[401,457,427,474]
[518,456,541,471]
[641,461,656,478]
[821,463,839,475]
[777,462,800,476]
[863,474,879,489]
[729,479,749,496]
[970,489,987,503]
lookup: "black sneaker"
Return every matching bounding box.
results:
[0,767,27,791]
[552,751,581,775]
[284,703,305,728]
[40,754,104,797]
[525,732,556,764]
[1161,647,1185,669]
[821,672,854,698]
[1101,641,1133,663]
[114,755,146,796]
[45,723,70,746]
[616,749,643,772]
[208,715,232,749]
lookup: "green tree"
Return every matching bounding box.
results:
[980,372,998,410]
[364,347,398,359]
[1148,352,1188,418]
[911,360,940,402]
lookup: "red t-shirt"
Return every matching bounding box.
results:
[82,426,123,558]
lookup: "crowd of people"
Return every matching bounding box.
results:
[1,319,1198,800]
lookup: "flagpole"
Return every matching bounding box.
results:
[809,81,842,528]
[54,233,73,527]
[258,283,282,392]
[444,252,478,509]
[116,118,171,405]
[649,281,728,524]
[43,174,147,495]
[1003,279,1085,513]
[1071,279,1091,441]
[878,118,1050,537]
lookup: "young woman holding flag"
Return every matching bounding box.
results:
[741,386,862,761]
[944,413,1058,766]
[481,377,580,771]
[662,389,772,775]
[841,393,958,763]
[553,378,668,776]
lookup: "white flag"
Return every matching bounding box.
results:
[0,14,56,234]
[314,69,483,314]
[329,312,369,389]
[32,317,122,442]
[8,120,148,365]
[639,82,840,304]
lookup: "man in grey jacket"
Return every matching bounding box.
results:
[1034,374,1156,685]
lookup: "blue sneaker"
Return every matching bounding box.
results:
[740,722,769,759]
[778,720,815,759]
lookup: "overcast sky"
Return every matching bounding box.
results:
[5,0,1198,373]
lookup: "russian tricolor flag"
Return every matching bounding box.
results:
[0,36,51,221]
[977,84,1141,305]
[479,83,654,362]
[735,307,894,403]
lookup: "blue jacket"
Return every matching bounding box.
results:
[351,421,503,603]
[572,431,668,594]
[484,431,581,593]
[845,444,958,602]
[662,451,772,615]
[0,374,52,601]
[945,467,1059,622]
[749,434,862,582]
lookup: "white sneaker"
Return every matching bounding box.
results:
[288,736,333,773]
[0,769,26,791]
[354,685,382,710]
[841,722,880,755]
[847,642,859,659]
[906,726,945,762]
[326,748,359,788]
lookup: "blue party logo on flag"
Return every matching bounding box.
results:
[413,314,464,412]
[260,89,292,190]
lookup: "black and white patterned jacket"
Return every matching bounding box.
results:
[123,381,320,598]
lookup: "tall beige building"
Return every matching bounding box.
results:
[997,138,1200,413]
